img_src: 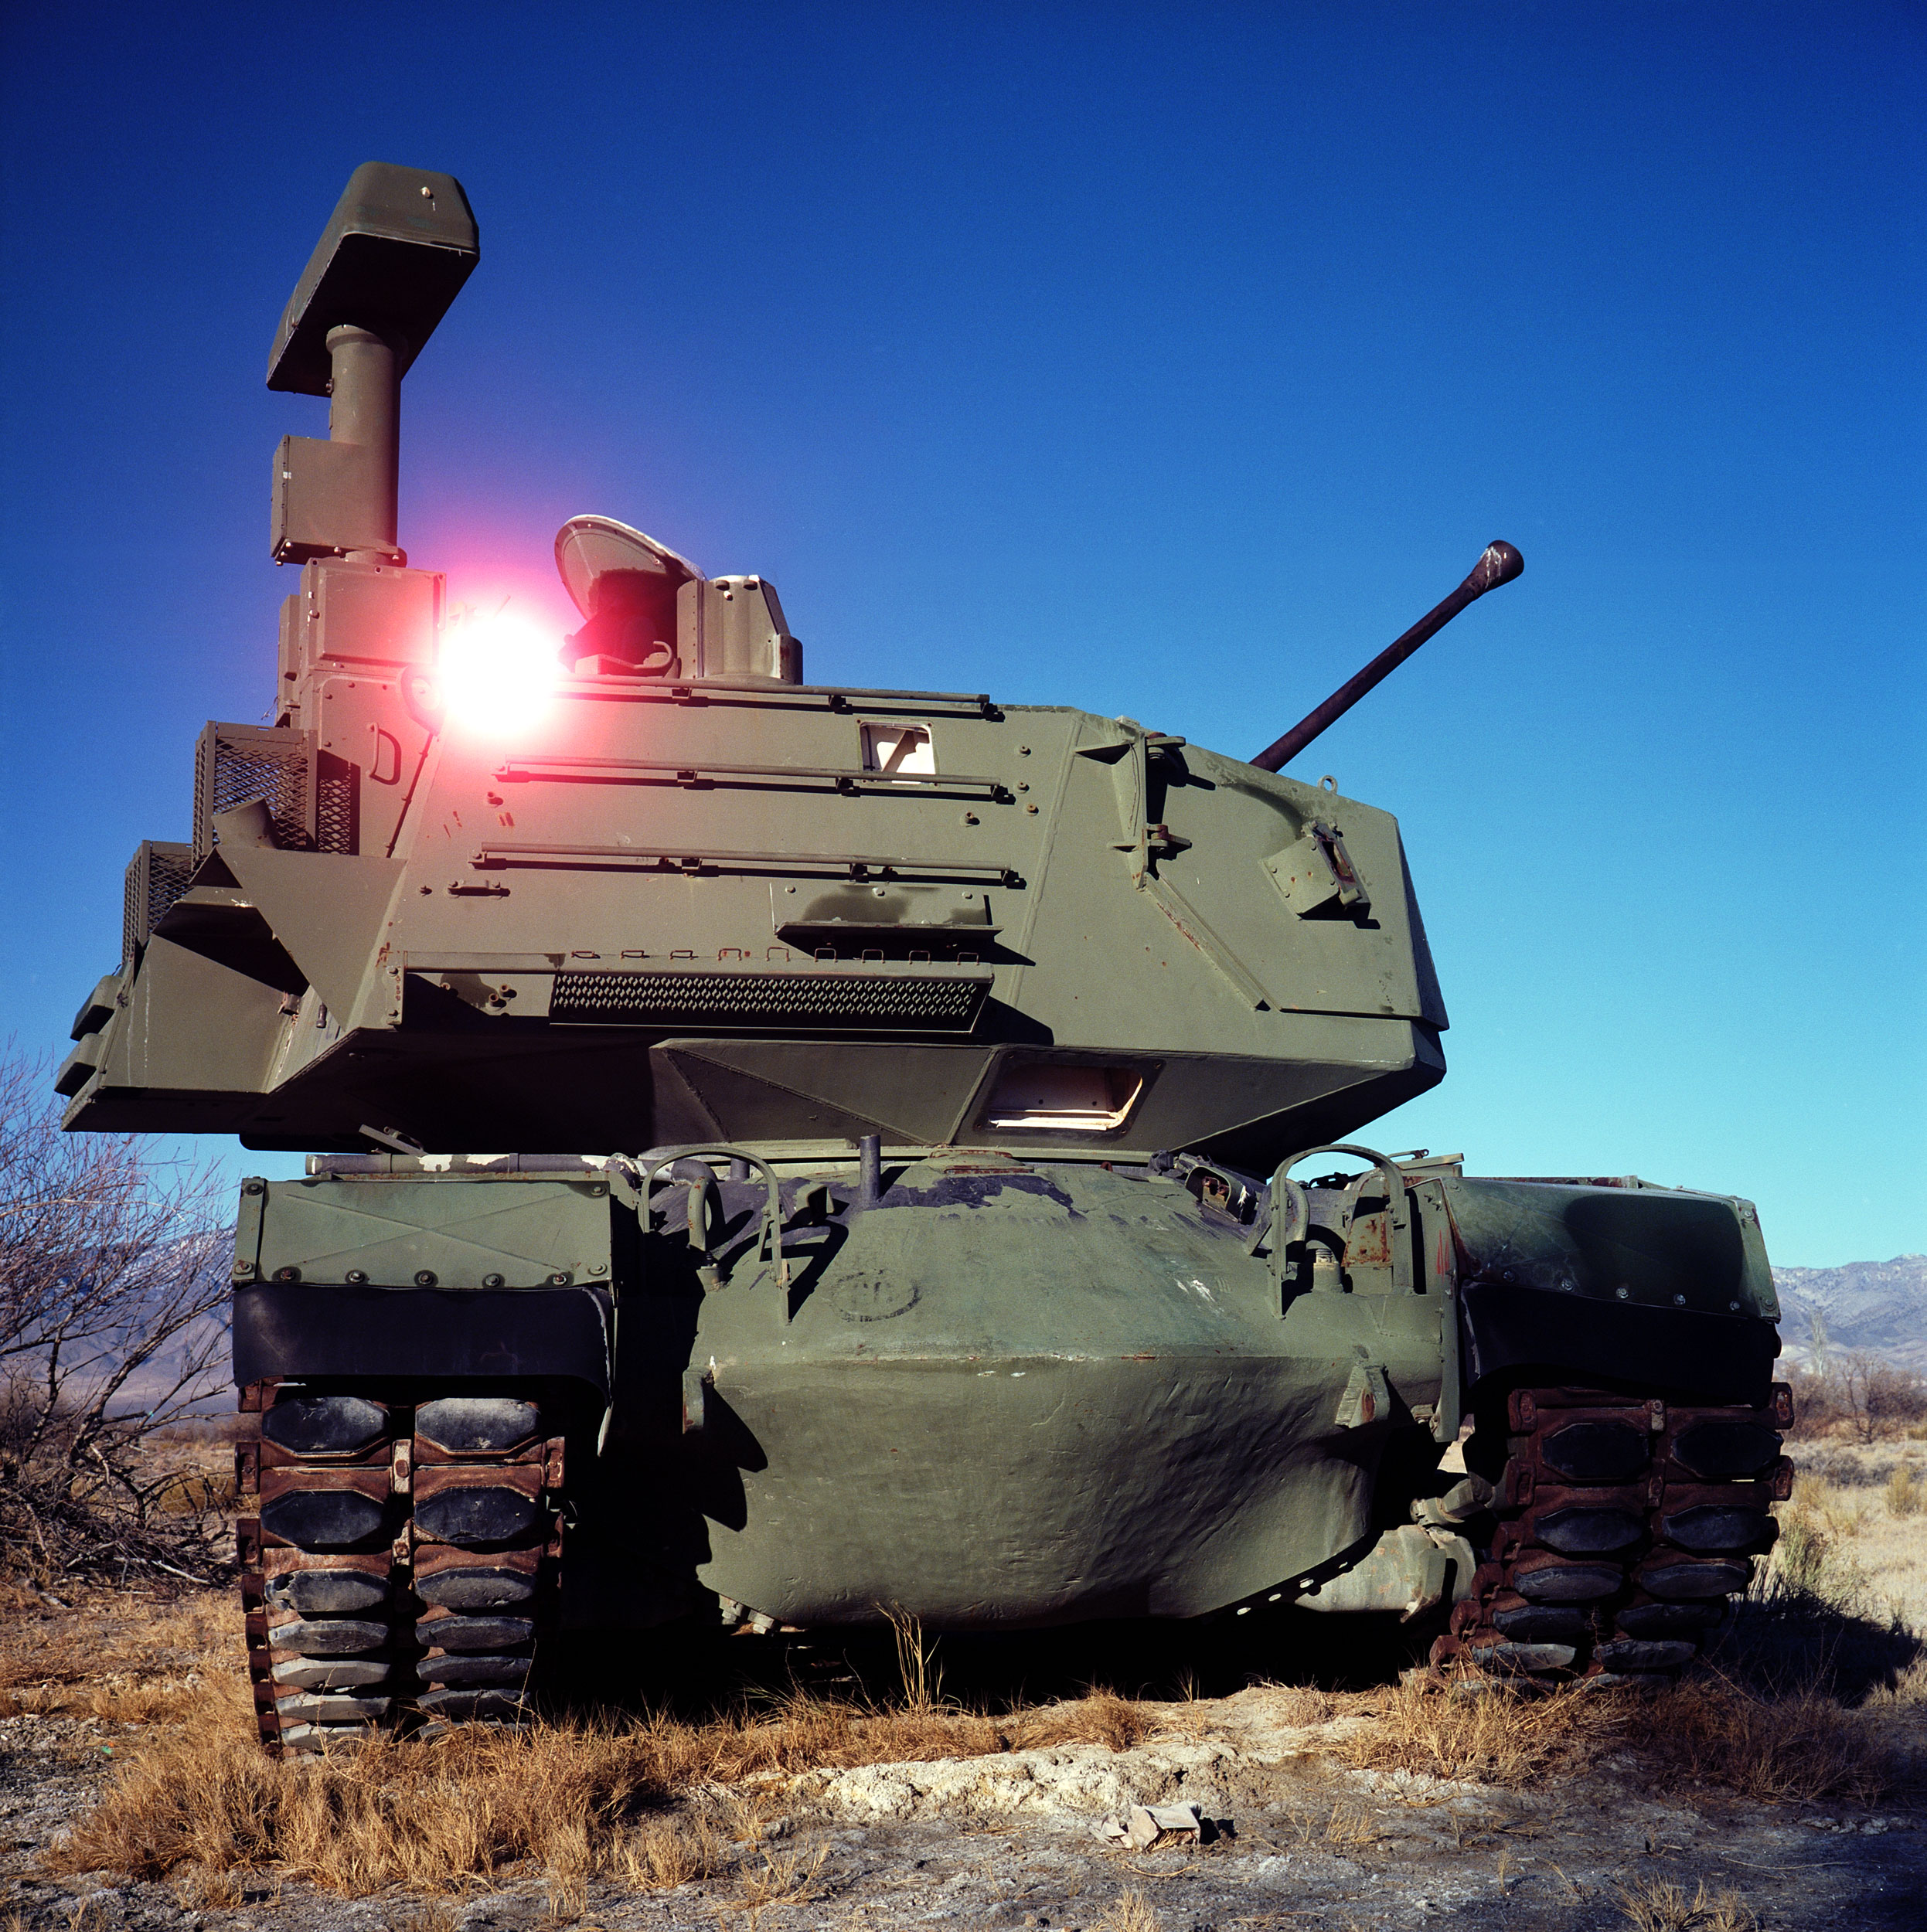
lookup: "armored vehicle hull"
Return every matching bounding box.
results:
[222,1137,1786,1749]
[58,165,1789,1753]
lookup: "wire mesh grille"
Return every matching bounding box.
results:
[315,754,358,855]
[550,970,986,1031]
[194,726,313,862]
[122,842,196,965]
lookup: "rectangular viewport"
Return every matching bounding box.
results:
[860,720,935,777]
[983,1061,1144,1133]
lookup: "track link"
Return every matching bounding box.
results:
[1429,1381,1794,1685]
[235,1384,564,1754]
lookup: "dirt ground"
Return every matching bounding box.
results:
[3,1431,1925,1932]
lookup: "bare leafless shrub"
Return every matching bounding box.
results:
[1791,1354,1927,1446]
[1838,1352,1927,1443]
[1780,1363,1837,1439]
[1864,1360,1927,1431]
[0,1051,232,1584]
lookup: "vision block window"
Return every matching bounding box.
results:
[860,721,935,778]
[985,1063,1143,1133]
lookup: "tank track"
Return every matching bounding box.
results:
[234,1383,564,1755]
[1429,1381,1795,1685]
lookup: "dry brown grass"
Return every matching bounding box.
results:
[1345,1676,1629,1786]
[1617,1876,1758,1931]
[44,1594,1168,1897]
[730,1836,829,1910]
[1264,1686,1336,1726]
[1283,1799,1378,1849]
[1790,1472,1870,1541]
[1346,1668,1917,1807]
[383,1906,460,1932]
[150,1468,239,1516]
[0,1585,230,1729]
[52,1675,709,1896]
[1632,1673,1911,1807]
[1095,1888,1163,1932]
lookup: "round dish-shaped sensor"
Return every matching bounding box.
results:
[553,515,703,619]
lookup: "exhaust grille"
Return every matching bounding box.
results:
[550,969,988,1032]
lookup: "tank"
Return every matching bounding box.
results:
[58,165,1789,1754]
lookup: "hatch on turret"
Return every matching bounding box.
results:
[554,515,802,683]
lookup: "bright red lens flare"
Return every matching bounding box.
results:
[437,608,560,736]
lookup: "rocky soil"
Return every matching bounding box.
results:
[4,1674,1925,1931]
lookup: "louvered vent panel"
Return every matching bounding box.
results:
[550,970,986,1032]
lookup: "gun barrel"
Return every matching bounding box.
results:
[1250,540,1523,774]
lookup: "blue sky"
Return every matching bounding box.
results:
[1,2,1920,1265]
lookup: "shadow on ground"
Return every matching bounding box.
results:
[536,1598,1432,1722]
[539,1573,1927,1729]
[1710,1575,1925,1701]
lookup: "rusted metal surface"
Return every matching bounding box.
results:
[1251,541,1524,773]
[1432,1380,1793,1682]
[233,1382,564,1753]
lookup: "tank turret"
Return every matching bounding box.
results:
[60,163,1463,1170]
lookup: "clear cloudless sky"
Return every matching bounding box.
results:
[1,2,1920,1265]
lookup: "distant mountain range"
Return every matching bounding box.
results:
[1772,1255,1927,1372]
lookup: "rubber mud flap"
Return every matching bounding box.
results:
[414,1485,541,1546]
[262,1395,388,1455]
[266,1571,390,1615]
[418,1653,533,1687]
[260,1488,388,1550]
[233,1283,611,1393]
[1534,1505,1645,1554]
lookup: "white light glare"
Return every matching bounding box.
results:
[438,608,560,736]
